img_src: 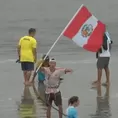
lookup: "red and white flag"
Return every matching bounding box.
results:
[63,5,106,52]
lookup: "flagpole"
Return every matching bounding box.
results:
[32,4,84,79]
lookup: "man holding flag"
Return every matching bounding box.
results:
[38,58,72,118]
[62,5,109,87]
[93,31,112,87]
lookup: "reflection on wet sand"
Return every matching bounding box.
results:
[91,85,111,118]
[18,86,36,118]
[32,83,47,108]
[18,82,63,118]
[37,82,46,104]
[32,84,47,117]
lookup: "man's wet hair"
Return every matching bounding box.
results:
[28,28,36,34]
[68,96,79,105]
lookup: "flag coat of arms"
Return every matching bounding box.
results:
[63,5,106,52]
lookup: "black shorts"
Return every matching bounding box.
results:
[21,62,34,71]
[97,57,110,69]
[45,91,62,106]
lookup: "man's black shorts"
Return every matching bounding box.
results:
[45,91,62,106]
[21,62,34,71]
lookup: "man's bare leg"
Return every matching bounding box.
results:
[58,105,63,118]
[47,106,51,118]
[24,71,32,85]
[23,71,27,83]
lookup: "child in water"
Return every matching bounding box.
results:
[36,55,50,100]
[66,96,79,118]
[36,54,50,83]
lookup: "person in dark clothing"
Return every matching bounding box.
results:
[92,31,113,87]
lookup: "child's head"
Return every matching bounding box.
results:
[68,96,79,107]
[42,54,50,67]
[42,54,49,60]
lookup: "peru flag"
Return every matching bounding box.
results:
[63,5,106,52]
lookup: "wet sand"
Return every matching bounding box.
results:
[0,0,118,118]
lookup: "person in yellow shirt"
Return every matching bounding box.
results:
[17,28,37,86]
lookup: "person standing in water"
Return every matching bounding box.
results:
[36,55,50,84]
[17,28,37,85]
[66,96,79,118]
[40,58,72,118]
[36,55,50,100]
[92,31,112,87]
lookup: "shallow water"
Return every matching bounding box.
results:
[0,0,118,118]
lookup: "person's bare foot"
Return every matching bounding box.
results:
[92,80,98,85]
[102,82,110,86]
[91,81,101,88]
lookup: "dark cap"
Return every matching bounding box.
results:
[28,28,36,34]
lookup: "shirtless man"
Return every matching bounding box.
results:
[40,58,72,118]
